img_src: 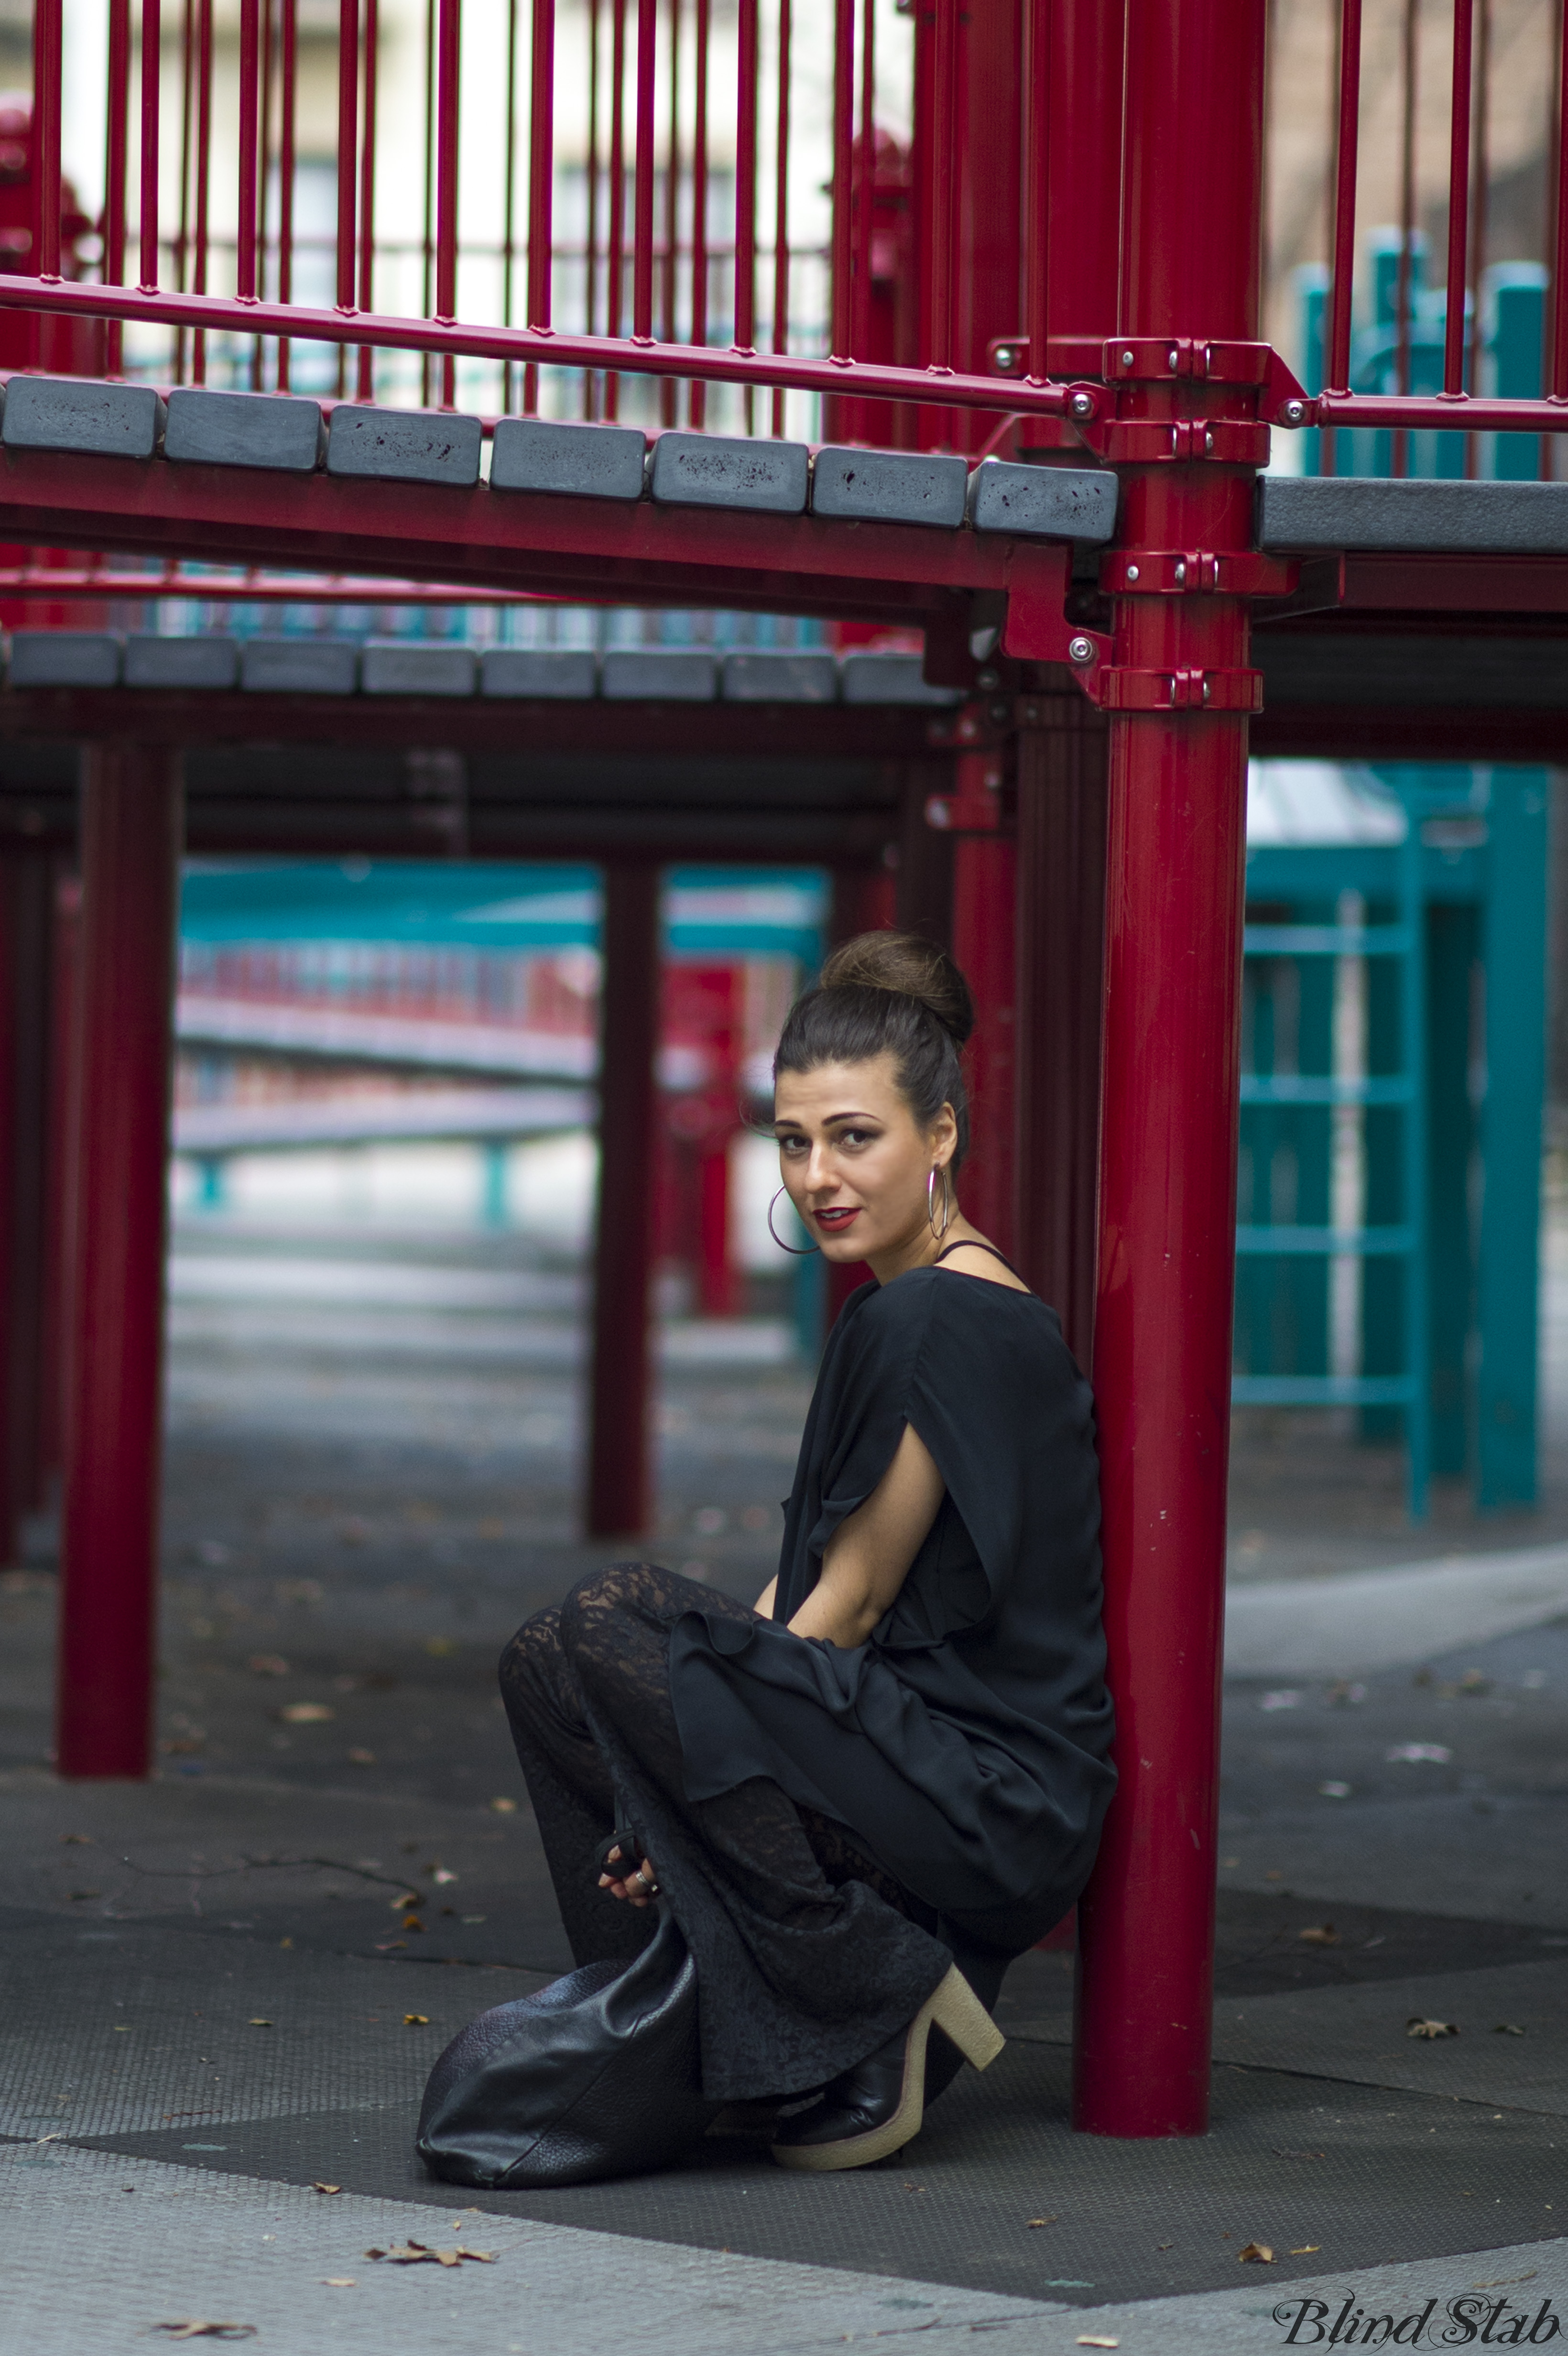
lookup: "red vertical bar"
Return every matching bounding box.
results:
[661,0,682,421]
[1392,0,1417,474]
[104,0,132,306]
[172,0,195,377]
[851,0,874,360]
[528,0,556,410]
[587,864,661,1539]
[1073,0,1266,2141]
[606,0,627,413]
[277,0,296,384]
[190,0,212,380]
[420,0,436,401]
[769,0,791,432]
[237,0,260,297]
[927,0,958,371]
[950,827,1018,1260]
[1326,0,1362,393]
[38,874,79,1505]
[56,745,183,1781]
[734,0,758,352]
[336,0,358,317]
[32,0,63,282]
[582,0,601,415]
[687,0,709,421]
[1464,0,1489,470]
[1444,0,1474,395]
[632,0,657,339]
[435,0,461,401]
[1544,0,1554,395]
[140,0,163,290]
[354,0,378,396]
[0,856,54,1563]
[501,0,520,408]
[827,0,853,362]
[1024,0,1049,379]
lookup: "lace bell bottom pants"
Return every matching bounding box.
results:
[497,1561,958,2104]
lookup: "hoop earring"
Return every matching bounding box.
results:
[927,1167,952,1239]
[768,1187,819,1255]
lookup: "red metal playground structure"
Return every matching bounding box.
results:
[1,0,1565,2148]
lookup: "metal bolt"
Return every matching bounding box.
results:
[1124,563,1140,583]
[976,667,1000,691]
[1201,678,1212,704]
[994,347,1014,371]
[1282,398,1306,426]
[1204,429,1215,453]
[1167,348,1178,371]
[1173,560,1187,586]
[1067,635,1095,665]
[1069,389,1096,419]
[989,702,1009,724]
[1122,349,1135,369]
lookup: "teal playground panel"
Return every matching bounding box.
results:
[1235,770,1548,1519]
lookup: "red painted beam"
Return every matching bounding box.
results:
[0,447,1068,621]
[55,743,182,1780]
[586,862,661,1539]
[0,849,54,1560]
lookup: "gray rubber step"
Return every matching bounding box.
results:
[649,431,809,514]
[359,639,479,695]
[600,647,720,699]
[7,631,122,687]
[326,405,483,487]
[1,375,165,459]
[966,458,1119,542]
[240,638,360,694]
[840,650,961,704]
[479,647,600,698]
[811,446,969,528]
[490,417,647,500]
[123,633,240,689]
[165,387,326,473]
[721,650,839,702]
[1259,472,1568,553]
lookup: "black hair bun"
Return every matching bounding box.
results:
[818,931,975,1050]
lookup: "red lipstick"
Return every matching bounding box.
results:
[814,1206,860,1232]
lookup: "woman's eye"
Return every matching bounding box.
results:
[777,1134,807,1156]
[839,1128,872,1148]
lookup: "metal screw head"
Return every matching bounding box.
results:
[1204,429,1215,452]
[1069,389,1096,419]
[1121,349,1135,368]
[1124,563,1140,583]
[1173,560,1187,585]
[994,347,1014,371]
[1167,348,1178,371]
[1282,398,1306,426]
[1067,635,1096,665]
[976,667,1000,691]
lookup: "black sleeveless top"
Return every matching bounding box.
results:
[668,1263,1116,1925]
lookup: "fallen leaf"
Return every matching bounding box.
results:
[1298,1924,1339,1946]
[1264,1870,1283,1882]
[1077,2339,1120,2349]
[432,1869,457,1885]
[1407,2017,1460,2039]
[374,1941,408,1952]
[1386,1743,1451,1765]
[1493,2022,1526,2036]
[366,2243,494,2267]
[348,1748,376,1765]
[424,1637,457,1658]
[60,1832,92,1844]
[1318,1782,1352,1800]
[460,1915,486,1925]
[247,2019,274,2029]
[1026,2216,1057,2228]
[311,2181,342,2195]
[402,1915,425,1933]
[1238,2243,1275,2264]
[322,2279,357,2289]
[403,2013,431,2026]
[489,1797,517,1814]
[153,2326,257,2341]
[390,1894,422,1911]
[1290,2246,1321,2255]
[247,1655,289,1677]
[279,1937,293,1950]
[278,1702,334,1724]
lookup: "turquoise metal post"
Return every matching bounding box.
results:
[1478,769,1548,1508]
[1398,800,1431,1518]
[1425,904,1477,1478]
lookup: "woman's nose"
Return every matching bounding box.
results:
[804,1145,837,1193]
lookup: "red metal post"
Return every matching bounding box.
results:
[1326,0,1362,394]
[55,745,183,1780]
[1071,0,1267,2140]
[32,0,62,285]
[586,863,661,1539]
[1013,698,1108,1363]
[38,873,78,1502]
[354,0,378,396]
[140,0,162,290]
[632,0,656,340]
[0,853,53,1563]
[1444,0,1475,396]
[238,0,261,299]
[950,828,1016,1259]
[435,0,461,402]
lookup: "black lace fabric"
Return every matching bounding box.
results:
[498,1561,955,2103]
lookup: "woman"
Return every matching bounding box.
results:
[499,931,1114,2173]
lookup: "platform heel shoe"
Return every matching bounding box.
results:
[770,1965,1005,2173]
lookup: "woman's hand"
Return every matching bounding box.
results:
[598,1843,660,1908]
[787,1421,945,1649]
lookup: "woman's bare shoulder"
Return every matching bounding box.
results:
[931,1238,1033,1295]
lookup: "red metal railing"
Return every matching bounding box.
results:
[5,0,1074,441]
[1307,0,1568,461]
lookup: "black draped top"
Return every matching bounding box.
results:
[668,1266,1116,1926]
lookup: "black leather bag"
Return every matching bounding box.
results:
[415,1908,716,2189]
